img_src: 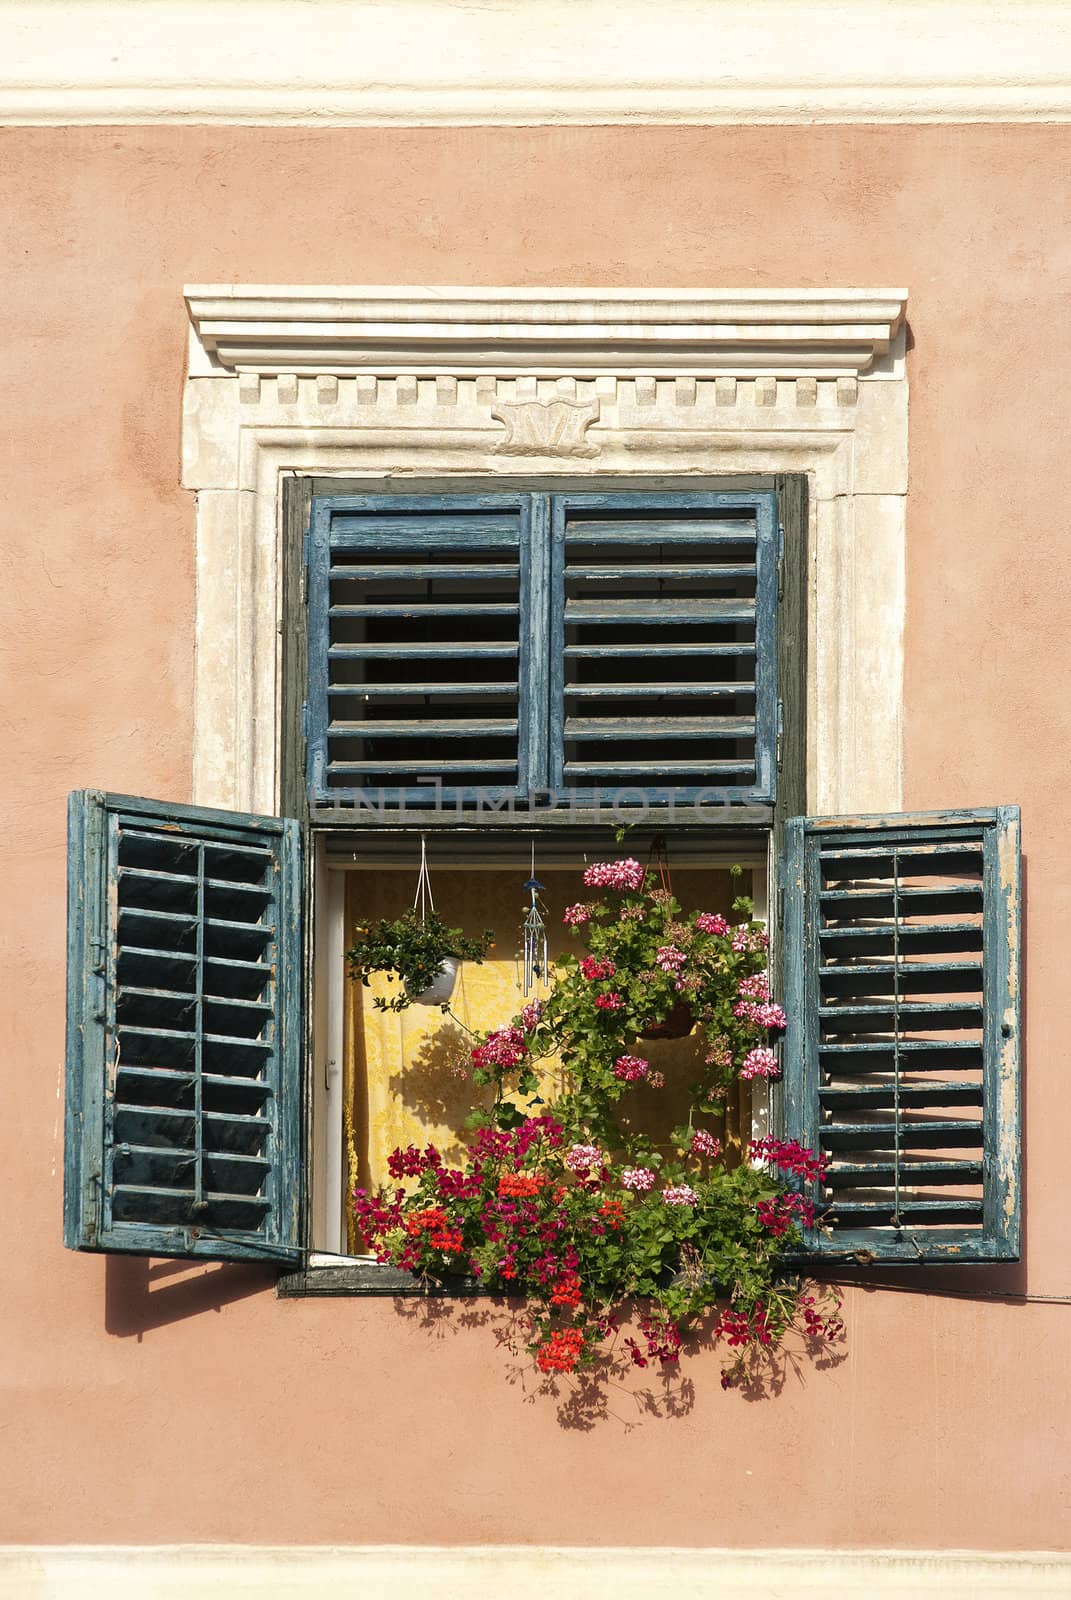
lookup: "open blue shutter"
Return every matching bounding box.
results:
[64,791,302,1263]
[783,807,1020,1262]
[307,494,547,808]
[549,491,778,806]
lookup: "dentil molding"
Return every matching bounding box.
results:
[186,286,908,379]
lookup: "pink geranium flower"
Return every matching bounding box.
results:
[621,1167,657,1192]
[740,1047,780,1080]
[582,859,645,892]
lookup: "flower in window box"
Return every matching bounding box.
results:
[352,860,842,1400]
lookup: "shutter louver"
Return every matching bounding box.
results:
[65,791,302,1262]
[550,493,778,805]
[783,807,1020,1262]
[308,495,540,807]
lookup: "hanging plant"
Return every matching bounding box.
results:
[347,838,492,1012]
[354,859,843,1393]
[347,909,494,1012]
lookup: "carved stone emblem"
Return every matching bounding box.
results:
[490,397,601,457]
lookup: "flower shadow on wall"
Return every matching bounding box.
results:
[388,1291,846,1431]
[386,1019,497,1169]
[390,1291,699,1431]
[355,861,847,1423]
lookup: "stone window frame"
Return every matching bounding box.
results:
[181,284,908,1259]
[182,285,908,822]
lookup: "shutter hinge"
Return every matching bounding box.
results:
[301,701,309,740]
[301,528,311,604]
[777,522,785,600]
[776,697,784,769]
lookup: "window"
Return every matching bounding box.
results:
[297,486,786,1269]
[64,483,1021,1277]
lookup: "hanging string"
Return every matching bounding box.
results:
[522,840,548,997]
[647,834,673,896]
[412,835,435,923]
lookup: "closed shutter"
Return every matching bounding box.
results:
[783,807,1020,1262]
[307,495,545,808]
[549,492,778,805]
[64,791,302,1262]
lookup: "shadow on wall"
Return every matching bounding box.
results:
[105,1255,275,1339]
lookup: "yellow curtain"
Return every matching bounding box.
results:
[343,864,748,1246]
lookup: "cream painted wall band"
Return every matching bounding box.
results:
[4,1545,1071,1600]
[6,1,1071,127]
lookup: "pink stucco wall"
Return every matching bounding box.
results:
[2,125,1070,1549]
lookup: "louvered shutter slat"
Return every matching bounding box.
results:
[568,563,757,581]
[563,717,756,740]
[326,759,520,777]
[330,563,520,580]
[562,759,757,778]
[564,598,757,623]
[327,718,519,737]
[329,602,521,618]
[820,1083,984,1107]
[564,681,757,699]
[551,493,777,805]
[328,644,520,664]
[64,791,302,1263]
[562,519,759,543]
[783,807,1021,1262]
[325,514,522,545]
[563,642,756,658]
[828,1160,983,1184]
[819,1041,984,1075]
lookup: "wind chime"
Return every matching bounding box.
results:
[522,841,548,997]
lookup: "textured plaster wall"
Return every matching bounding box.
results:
[2,125,1070,1550]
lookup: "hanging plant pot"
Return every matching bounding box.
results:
[347,834,493,1013]
[404,955,459,1007]
[640,1000,695,1041]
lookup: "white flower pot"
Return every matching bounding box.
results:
[404,955,459,1006]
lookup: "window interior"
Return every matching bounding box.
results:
[310,836,768,1257]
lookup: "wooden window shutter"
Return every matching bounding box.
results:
[549,492,778,806]
[64,791,302,1263]
[782,807,1020,1262]
[307,494,546,808]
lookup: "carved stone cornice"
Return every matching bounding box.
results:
[185,286,907,380]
